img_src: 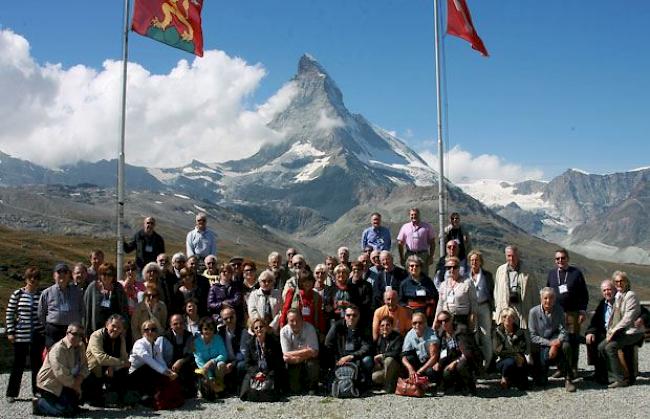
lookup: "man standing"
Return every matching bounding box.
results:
[186,212,217,262]
[87,250,104,284]
[397,208,436,275]
[528,288,576,392]
[545,249,588,376]
[584,279,616,384]
[361,212,392,251]
[123,216,165,273]
[33,323,89,416]
[443,212,471,261]
[83,314,130,407]
[38,263,85,348]
[280,309,320,394]
[493,245,538,330]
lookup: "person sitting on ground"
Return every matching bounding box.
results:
[434,310,477,395]
[493,307,529,390]
[324,306,373,387]
[240,317,286,401]
[372,289,412,341]
[162,314,197,398]
[598,271,645,388]
[33,323,89,416]
[528,287,576,392]
[129,320,179,403]
[280,309,320,395]
[83,314,131,407]
[131,285,167,342]
[83,262,129,338]
[248,270,283,334]
[281,271,326,335]
[372,316,403,393]
[401,312,439,388]
[193,316,228,400]
[399,255,438,325]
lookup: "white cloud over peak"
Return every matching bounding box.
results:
[419,145,544,183]
[315,109,345,132]
[0,28,290,168]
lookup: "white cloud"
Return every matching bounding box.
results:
[0,28,292,168]
[419,145,544,183]
[315,109,344,132]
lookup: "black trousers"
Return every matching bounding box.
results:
[6,335,45,398]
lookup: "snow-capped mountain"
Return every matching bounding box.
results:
[146,54,437,229]
[458,168,650,264]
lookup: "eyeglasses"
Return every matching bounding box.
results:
[345,313,358,318]
[197,219,206,222]
[67,331,84,338]
[408,264,419,268]
[143,327,158,333]
[555,256,567,261]
[445,266,459,271]
[314,271,324,275]
[253,325,265,331]
[145,222,155,225]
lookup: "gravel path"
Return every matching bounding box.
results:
[2,344,649,418]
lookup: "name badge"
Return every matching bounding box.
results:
[145,245,153,253]
[416,289,426,297]
[101,298,111,308]
[440,349,448,359]
[60,302,70,312]
[301,306,311,316]
[447,292,455,304]
[558,284,568,294]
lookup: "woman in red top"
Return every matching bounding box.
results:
[280,273,326,335]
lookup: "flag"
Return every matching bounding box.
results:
[446,0,488,57]
[132,0,204,57]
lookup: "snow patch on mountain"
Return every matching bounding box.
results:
[294,156,332,182]
[458,179,550,212]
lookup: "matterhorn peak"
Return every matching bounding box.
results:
[292,53,344,112]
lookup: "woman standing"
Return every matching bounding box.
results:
[83,263,129,337]
[119,260,143,318]
[399,255,438,325]
[131,285,168,342]
[5,267,45,401]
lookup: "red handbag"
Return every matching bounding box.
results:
[395,376,425,398]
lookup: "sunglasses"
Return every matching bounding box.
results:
[67,331,84,338]
[143,327,158,332]
[445,266,459,271]
[408,264,419,268]
[253,325,265,331]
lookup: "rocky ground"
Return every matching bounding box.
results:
[1,345,649,418]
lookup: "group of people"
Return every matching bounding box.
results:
[4,209,648,415]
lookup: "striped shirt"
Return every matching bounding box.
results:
[5,287,44,343]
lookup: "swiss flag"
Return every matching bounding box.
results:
[446,0,489,57]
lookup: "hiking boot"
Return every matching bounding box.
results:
[565,380,576,393]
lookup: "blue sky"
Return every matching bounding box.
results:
[1,0,648,180]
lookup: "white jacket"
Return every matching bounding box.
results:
[129,336,168,375]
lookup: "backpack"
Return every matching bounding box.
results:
[331,362,360,398]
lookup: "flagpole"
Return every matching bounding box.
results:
[433,0,446,257]
[116,0,131,281]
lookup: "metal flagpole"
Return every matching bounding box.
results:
[433,0,446,258]
[116,0,131,281]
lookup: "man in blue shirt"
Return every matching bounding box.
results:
[361,212,391,251]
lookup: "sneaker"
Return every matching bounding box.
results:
[608,380,629,389]
[565,380,576,393]
[551,370,564,379]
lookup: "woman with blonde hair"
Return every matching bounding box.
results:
[493,307,529,389]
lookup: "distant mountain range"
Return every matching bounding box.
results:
[458,167,650,264]
[1,54,648,280]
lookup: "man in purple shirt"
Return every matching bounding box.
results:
[397,208,436,275]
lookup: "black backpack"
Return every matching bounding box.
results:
[331,363,360,398]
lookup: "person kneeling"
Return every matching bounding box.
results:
[193,316,229,401]
[33,323,89,416]
[281,309,320,394]
[493,308,529,390]
[373,316,404,393]
[129,320,179,406]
